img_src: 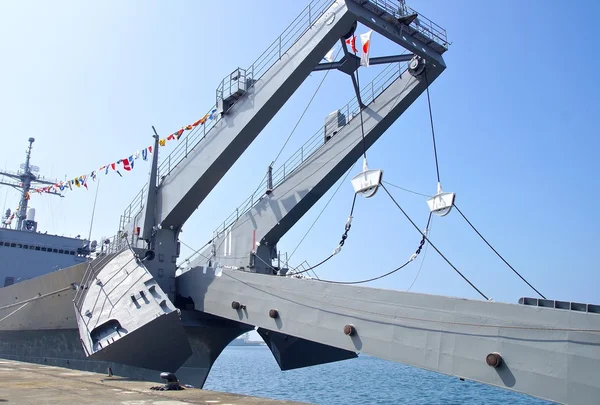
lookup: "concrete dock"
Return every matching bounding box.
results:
[0,359,311,405]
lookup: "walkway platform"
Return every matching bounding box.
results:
[0,359,311,405]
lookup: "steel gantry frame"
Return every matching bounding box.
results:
[72,2,600,404]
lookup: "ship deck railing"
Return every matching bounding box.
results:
[118,0,447,230]
[355,0,448,53]
[73,233,127,310]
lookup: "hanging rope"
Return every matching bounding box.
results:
[317,212,432,285]
[239,46,345,223]
[407,223,431,291]
[288,193,357,276]
[423,71,441,183]
[288,162,357,261]
[271,46,344,167]
[381,183,489,300]
[354,69,368,159]
[453,204,546,299]
[178,239,214,268]
[382,180,431,198]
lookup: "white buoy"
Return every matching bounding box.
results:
[426,182,455,217]
[351,158,383,198]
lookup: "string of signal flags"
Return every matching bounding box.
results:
[28,108,219,198]
[324,29,373,67]
[30,29,375,198]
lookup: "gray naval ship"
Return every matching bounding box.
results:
[1,1,599,404]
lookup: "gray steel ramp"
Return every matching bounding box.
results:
[74,249,192,372]
[177,266,600,405]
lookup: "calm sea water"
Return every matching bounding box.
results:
[204,346,554,405]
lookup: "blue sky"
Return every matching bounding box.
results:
[1,0,598,306]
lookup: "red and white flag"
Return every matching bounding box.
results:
[345,35,357,53]
[121,157,133,171]
[323,46,336,62]
[360,30,373,67]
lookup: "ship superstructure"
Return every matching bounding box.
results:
[0,138,95,285]
[0,2,598,405]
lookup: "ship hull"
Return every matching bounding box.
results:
[0,261,85,331]
[0,263,167,382]
[0,262,253,387]
[0,327,218,387]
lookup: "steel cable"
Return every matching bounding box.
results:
[453,204,546,299]
[381,183,489,300]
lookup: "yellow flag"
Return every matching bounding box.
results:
[159,139,166,147]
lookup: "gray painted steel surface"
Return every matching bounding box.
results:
[193,60,442,274]
[0,259,86,330]
[0,228,88,285]
[0,261,254,387]
[3,2,597,405]
[155,1,356,229]
[75,249,192,371]
[178,266,600,405]
[258,328,358,370]
[0,326,242,388]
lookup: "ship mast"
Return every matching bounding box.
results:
[15,137,35,230]
[0,137,62,230]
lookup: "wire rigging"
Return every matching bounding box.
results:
[381,183,489,300]
[178,239,214,268]
[288,63,437,283]
[453,204,546,299]
[288,193,357,276]
[406,224,431,292]
[354,68,368,159]
[382,180,431,198]
[288,162,357,261]
[239,46,345,231]
[195,44,495,299]
[423,71,441,183]
[271,46,344,167]
[86,178,100,245]
[317,212,432,285]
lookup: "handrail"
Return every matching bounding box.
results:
[211,60,409,240]
[118,0,448,233]
[118,0,334,231]
[73,233,128,309]
[119,188,144,231]
[357,0,448,50]
[73,244,143,338]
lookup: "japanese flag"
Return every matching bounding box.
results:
[345,35,357,53]
[360,30,373,67]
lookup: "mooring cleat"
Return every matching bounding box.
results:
[150,372,185,391]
